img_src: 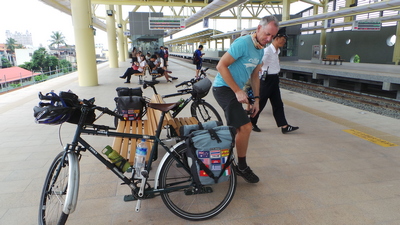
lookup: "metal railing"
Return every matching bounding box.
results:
[0,66,77,93]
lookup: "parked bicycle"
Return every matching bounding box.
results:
[143,70,222,123]
[35,91,236,224]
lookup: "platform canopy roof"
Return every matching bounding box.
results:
[164,29,224,45]
[39,0,321,36]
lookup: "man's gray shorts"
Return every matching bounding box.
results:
[213,86,250,129]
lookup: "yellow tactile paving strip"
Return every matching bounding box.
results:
[284,100,400,147]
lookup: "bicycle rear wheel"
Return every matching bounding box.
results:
[39,152,71,225]
[159,144,236,220]
[190,101,222,124]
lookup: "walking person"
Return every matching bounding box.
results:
[250,27,299,134]
[194,45,205,78]
[212,16,279,183]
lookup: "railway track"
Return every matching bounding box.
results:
[171,56,400,119]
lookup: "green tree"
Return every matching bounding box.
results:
[31,47,47,71]
[5,37,16,54]
[19,61,34,71]
[1,57,12,68]
[59,59,72,72]
[49,31,67,49]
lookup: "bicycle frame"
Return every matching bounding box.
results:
[60,106,193,213]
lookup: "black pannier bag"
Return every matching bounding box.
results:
[183,121,236,186]
[115,87,145,121]
[116,96,145,121]
[191,77,212,99]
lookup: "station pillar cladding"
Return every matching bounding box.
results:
[70,0,98,86]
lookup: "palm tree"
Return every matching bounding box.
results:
[49,31,67,49]
[5,37,16,53]
[5,37,17,65]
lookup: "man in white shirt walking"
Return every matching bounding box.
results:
[250,27,299,134]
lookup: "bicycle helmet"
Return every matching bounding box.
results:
[33,92,72,125]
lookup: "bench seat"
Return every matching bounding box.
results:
[322,55,344,65]
[112,94,198,167]
[112,120,153,165]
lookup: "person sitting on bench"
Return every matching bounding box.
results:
[119,54,147,83]
[148,55,177,83]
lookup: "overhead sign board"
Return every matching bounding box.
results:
[352,20,381,31]
[149,17,185,30]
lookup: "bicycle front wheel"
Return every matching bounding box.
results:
[190,101,222,124]
[160,144,236,220]
[39,152,72,225]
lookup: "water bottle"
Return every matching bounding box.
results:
[134,139,148,178]
[102,145,131,172]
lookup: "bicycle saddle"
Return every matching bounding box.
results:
[148,103,178,112]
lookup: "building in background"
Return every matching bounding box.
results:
[5,30,33,47]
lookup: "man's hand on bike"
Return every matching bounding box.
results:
[235,90,249,104]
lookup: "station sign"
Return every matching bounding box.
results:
[352,20,381,31]
[149,17,185,30]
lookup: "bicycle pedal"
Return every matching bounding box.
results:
[123,194,137,202]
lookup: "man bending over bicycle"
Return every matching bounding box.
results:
[212,16,279,183]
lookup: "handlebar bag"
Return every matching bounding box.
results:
[185,124,236,186]
[116,96,145,121]
[58,91,96,125]
[192,77,212,99]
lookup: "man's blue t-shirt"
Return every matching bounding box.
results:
[213,35,264,89]
[194,49,203,63]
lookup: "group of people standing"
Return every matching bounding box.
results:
[119,46,177,83]
[212,15,299,184]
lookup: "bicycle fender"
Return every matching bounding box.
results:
[153,141,186,189]
[63,152,80,214]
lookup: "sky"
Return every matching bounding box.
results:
[1,0,311,48]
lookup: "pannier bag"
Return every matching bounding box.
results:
[179,120,222,138]
[184,122,236,186]
[191,77,212,99]
[116,96,145,121]
[115,87,145,121]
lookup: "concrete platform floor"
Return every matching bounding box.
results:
[1,58,400,225]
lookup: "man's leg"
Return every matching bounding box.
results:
[235,121,260,183]
[235,122,252,158]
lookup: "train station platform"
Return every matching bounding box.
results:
[1,58,400,224]
[171,52,400,99]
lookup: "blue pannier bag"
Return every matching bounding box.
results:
[184,122,236,186]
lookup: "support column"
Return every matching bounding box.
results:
[237,5,242,30]
[319,1,328,58]
[116,5,125,62]
[123,23,129,60]
[282,0,290,21]
[392,21,400,65]
[70,0,98,86]
[106,5,118,68]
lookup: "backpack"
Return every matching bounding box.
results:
[184,121,236,186]
[192,50,199,64]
